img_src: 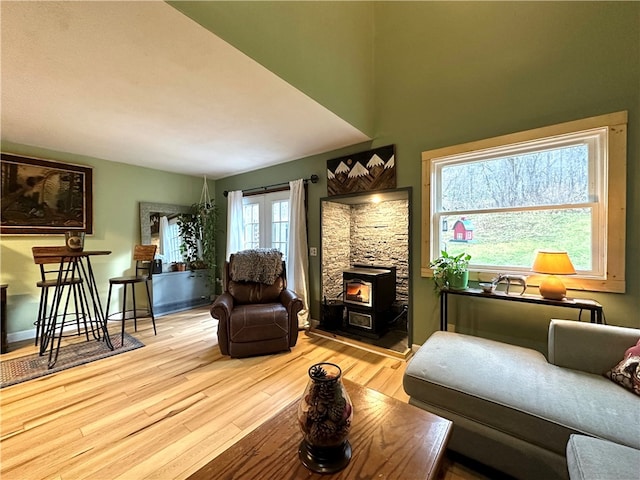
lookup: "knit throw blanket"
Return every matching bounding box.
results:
[230,249,283,285]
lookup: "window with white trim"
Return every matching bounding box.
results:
[242,190,290,261]
[421,111,627,293]
[164,216,183,264]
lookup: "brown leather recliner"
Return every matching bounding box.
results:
[211,256,303,358]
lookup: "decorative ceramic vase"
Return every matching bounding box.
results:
[298,362,353,473]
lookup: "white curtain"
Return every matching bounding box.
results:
[158,216,170,265]
[226,190,244,260]
[287,179,310,328]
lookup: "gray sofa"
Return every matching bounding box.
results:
[403,320,640,480]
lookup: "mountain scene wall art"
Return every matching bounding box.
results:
[327,145,396,196]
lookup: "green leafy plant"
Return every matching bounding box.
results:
[177,212,200,264]
[430,250,472,291]
[177,201,218,284]
[196,201,218,282]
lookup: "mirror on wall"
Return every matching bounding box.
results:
[139,202,190,259]
[139,202,214,314]
[318,187,412,356]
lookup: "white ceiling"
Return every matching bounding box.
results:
[0,1,369,179]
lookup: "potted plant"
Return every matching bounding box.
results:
[430,250,472,291]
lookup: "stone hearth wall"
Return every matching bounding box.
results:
[350,200,409,304]
[322,198,409,305]
[322,202,351,300]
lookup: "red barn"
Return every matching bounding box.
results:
[452,217,473,242]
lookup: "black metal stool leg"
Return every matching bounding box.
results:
[35,287,48,346]
[76,281,98,341]
[145,280,156,336]
[67,282,87,341]
[104,283,113,330]
[132,284,138,333]
[121,284,128,346]
[48,280,74,369]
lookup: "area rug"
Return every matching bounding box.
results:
[0,333,144,388]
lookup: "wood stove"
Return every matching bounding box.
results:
[343,265,396,336]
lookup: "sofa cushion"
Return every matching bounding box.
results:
[566,434,640,480]
[404,331,640,456]
[605,339,640,396]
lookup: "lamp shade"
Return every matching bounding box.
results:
[531,251,576,275]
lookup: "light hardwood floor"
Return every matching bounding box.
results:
[1,307,490,480]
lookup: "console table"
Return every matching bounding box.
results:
[152,270,211,316]
[440,288,604,331]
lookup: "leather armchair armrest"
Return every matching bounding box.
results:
[280,288,304,346]
[211,293,235,355]
[280,288,301,309]
[211,292,234,319]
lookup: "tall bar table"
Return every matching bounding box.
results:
[39,250,113,368]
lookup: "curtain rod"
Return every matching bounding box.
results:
[223,174,319,197]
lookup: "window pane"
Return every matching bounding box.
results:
[245,203,259,224]
[241,194,289,260]
[166,219,182,264]
[271,200,289,260]
[438,209,591,271]
[272,200,289,223]
[441,144,589,211]
[243,203,259,249]
[272,222,289,244]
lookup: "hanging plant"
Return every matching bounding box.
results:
[177,212,201,265]
[195,200,218,280]
[177,177,218,285]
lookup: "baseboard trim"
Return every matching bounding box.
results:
[8,328,36,343]
[307,327,412,361]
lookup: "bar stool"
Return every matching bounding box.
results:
[105,245,157,344]
[32,246,91,351]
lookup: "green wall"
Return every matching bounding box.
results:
[211,1,640,350]
[168,0,375,137]
[0,141,209,338]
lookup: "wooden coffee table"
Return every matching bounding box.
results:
[188,379,452,480]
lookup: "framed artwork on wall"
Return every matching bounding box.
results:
[0,153,93,235]
[327,145,396,196]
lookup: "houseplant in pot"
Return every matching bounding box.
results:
[430,250,472,291]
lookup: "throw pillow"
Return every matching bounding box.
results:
[605,339,640,396]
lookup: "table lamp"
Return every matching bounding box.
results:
[531,250,576,300]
